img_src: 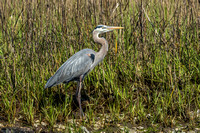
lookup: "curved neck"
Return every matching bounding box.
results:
[93,31,108,58]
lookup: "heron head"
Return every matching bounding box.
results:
[93,25,124,34]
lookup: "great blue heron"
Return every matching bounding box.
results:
[45,25,123,117]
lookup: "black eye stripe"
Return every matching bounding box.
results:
[95,26,102,29]
[94,25,106,29]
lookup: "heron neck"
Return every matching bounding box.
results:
[98,38,108,58]
[93,32,108,59]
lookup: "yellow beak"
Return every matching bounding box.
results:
[107,26,124,30]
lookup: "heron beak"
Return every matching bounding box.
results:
[107,26,124,30]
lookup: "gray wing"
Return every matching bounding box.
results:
[45,49,96,88]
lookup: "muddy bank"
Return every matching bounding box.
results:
[1,122,200,133]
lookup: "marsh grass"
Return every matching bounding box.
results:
[0,0,199,132]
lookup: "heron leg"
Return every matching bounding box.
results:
[76,78,85,118]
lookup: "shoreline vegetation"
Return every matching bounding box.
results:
[0,0,199,132]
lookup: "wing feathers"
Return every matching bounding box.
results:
[45,49,96,88]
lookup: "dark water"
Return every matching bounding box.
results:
[1,127,34,133]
